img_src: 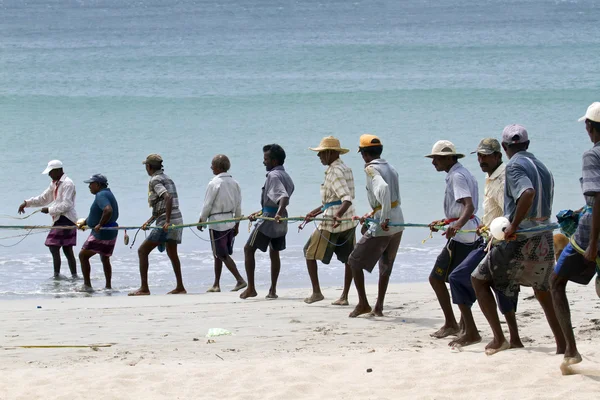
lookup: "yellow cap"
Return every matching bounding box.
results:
[358,134,382,152]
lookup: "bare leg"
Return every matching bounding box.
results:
[62,246,78,277]
[430,275,459,338]
[129,240,158,296]
[166,241,186,294]
[240,245,258,299]
[372,268,391,316]
[266,248,280,299]
[223,255,246,290]
[504,311,524,348]
[349,266,372,317]
[49,245,61,277]
[208,257,223,292]
[550,273,579,363]
[332,263,353,305]
[472,277,509,355]
[100,255,112,289]
[449,305,481,347]
[78,249,95,289]
[305,259,324,304]
[535,288,566,354]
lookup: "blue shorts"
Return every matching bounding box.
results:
[554,243,597,285]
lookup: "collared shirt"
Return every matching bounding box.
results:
[26,174,77,223]
[256,165,294,238]
[148,170,183,225]
[482,163,506,227]
[574,142,600,249]
[319,158,358,233]
[504,151,554,238]
[87,188,119,240]
[199,173,242,232]
[444,162,479,243]
[364,159,405,237]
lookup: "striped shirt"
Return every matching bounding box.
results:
[319,158,358,233]
[365,159,405,237]
[482,163,506,227]
[574,142,600,249]
[504,151,554,238]
[148,170,183,225]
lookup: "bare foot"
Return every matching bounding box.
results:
[370,307,384,317]
[206,286,221,293]
[560,353,582,376]
[265,291,278,299]
[240,288,257,299]
[167,287,187,294]
[449,333,482,347]
[349,303,372,318]
[509,339,524,349]
[304,293,324,304]
[430,325,460,339]
[484,339,510,356]
[128,289,150,296]
[331,298,349,306]
[78,285,94,293]
[105,285,112,290]
[231,281,247,292]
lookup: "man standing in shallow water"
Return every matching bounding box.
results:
[347,134,404,318]
[19,160,78,279]
[240,144,294,300]
[129,154,186,296]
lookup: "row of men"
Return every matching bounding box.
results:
[18,102,600,374]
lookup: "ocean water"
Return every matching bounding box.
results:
[0,0,599,299]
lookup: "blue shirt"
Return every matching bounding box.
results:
[504,151,554,238]
[87,188,119,240]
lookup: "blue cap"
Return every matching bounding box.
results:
[83,174,108,185]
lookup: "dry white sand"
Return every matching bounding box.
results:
[1,283,599,399]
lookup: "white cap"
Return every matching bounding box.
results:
[42,160,63,175]
[578,102,600,123]
[425,140,464,159]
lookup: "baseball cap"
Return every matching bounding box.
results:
[578,102,600,123]
[471,138,501,155]
[83,174,108,185]
[42,160,63,175]
[357,134,382,152]
[143,153,163,165]
[501,124,529,144]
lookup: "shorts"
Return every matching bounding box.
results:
[82,234,117,257]
[210,229,235,259]
[554,243,597,285]
[246,227,286,252]
[45,215,77,247]
[431,239,482,282]
[347,231,402,276]
[472,232,554,302]
[147,226,183,244]
[304,227,356,264]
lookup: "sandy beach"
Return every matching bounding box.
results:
[1,282,598,399]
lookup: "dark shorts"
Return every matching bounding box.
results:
[210,229,235,259]
[82,234,117,257]
[45,215,77,247]
[431,239,483,282]
[246,227,286,252]
[554,243,597,285]
[347,231,402,276]
[472,232,554,302]
[303,227,356,264]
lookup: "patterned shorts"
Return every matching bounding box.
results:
[472,232,554,302]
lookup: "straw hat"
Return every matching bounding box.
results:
[425,140,465,159]
[309,136,349,155]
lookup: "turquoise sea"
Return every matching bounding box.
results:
[0,0,598,298]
